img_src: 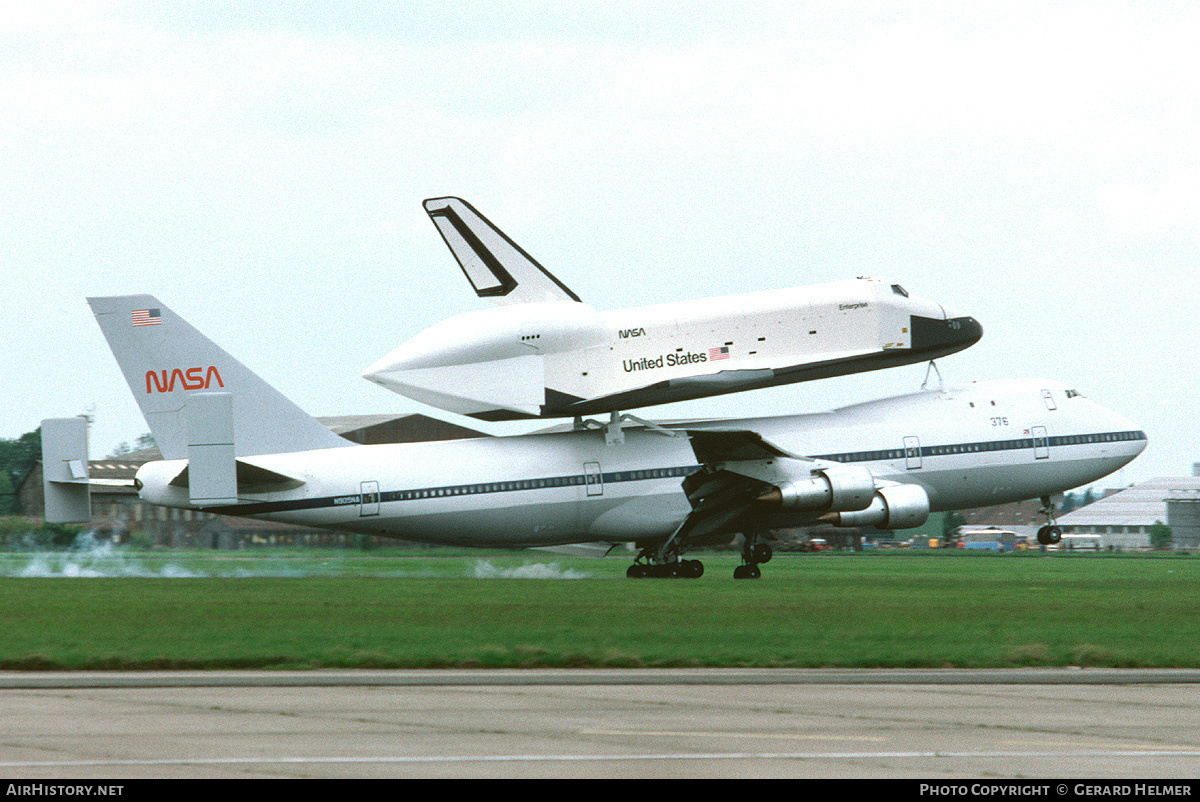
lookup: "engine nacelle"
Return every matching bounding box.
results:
[825,484,930,530]
[770,465,876,512]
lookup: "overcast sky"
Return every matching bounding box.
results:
[3,1,1197,488]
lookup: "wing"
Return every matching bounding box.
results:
[659,427,928,554]
[660,428,811,550]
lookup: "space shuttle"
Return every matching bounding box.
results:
[363,197,983,422]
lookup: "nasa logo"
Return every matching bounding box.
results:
[145,366,226,393]
[618,328,646,338]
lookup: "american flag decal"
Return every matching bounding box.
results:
[132,309,162,327]
[709,346,730,361]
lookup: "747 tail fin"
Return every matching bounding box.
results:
[423,197,581,305]
[88,295,347,460]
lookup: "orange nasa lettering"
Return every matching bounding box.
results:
[144,366,225,393]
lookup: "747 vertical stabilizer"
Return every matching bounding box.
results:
[87,295,347,460]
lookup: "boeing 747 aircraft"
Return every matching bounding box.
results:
[44,295,1145,579]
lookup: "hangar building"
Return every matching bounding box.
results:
[1056,476,1200,550]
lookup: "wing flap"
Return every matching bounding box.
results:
[530,542,620,558]
[666,467,774,549]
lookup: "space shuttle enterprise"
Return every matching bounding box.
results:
[364,198,983,422]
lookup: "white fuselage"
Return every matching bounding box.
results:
[136,379,1146,549]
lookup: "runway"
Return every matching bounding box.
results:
[2,669,1199,779]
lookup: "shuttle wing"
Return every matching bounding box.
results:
[544,348,882,418]
[423,197,581,305]
[550,368,777,417]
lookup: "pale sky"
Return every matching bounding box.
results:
[3,1,1197,487]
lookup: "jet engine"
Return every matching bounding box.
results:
[821,484,930,530]
[757,465,876,512]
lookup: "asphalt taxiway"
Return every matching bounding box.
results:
[2,669,1199,779]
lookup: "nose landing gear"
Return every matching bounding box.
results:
[1035,495,1063,545]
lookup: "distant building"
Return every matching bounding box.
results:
[1056,477,1200,550]
[17,414,489,548]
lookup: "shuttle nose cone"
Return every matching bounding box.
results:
[910,313,982,358]
[954,316,983,345]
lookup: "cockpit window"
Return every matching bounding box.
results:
[891,284,909,297]
[1065,389,1084,399]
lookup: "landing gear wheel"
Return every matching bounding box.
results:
[626,564,650,578]
[751,543,773,564]
[1035,496,1062,547]
[1037,525,1062,546]
[733,564,761,579]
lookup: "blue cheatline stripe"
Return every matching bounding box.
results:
[815,430,1146,465]
[202,430,1146,517]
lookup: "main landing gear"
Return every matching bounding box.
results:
[733,535,772,580]
[623,532,774,580]
[1036,495,1063,546]
[624,537,776,579]
[625,547,704,578]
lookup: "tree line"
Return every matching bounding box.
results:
[0,428,42,514]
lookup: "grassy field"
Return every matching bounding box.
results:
[1,547,1197,670]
